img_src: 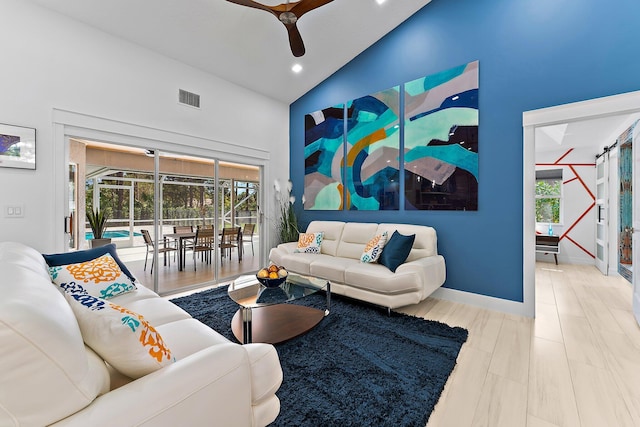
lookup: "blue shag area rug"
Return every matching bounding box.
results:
[171,286,468,427]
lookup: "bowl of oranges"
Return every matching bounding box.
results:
[256,264,288,288]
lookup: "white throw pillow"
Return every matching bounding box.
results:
[62,286,174,379]
[361,231,389,263]
[295,232,324,254]
[49,252,136,299]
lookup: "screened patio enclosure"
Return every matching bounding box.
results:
[85,171,258,250]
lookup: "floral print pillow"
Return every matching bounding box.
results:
[49,253,136,300]
[61,284,174,379]
[361,231,389,263]
[294,232,324,254]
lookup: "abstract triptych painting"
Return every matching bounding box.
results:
[304,61,478,211]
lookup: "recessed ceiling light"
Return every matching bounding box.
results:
[292,63,303,73]
[376,0,386,4]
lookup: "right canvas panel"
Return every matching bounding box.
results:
[404,61,479,210]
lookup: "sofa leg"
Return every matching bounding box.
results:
[387,307,391,317]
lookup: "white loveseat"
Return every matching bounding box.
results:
[0,241,282,427]
[269,221,446,311]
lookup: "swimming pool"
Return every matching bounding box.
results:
[85,230,143,240]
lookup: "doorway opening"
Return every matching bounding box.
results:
[523,90,640,318]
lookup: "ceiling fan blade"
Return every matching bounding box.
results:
[286,23,306,57]
[227,0,333,57]
[291,0,334,18]
[225,0,276,15]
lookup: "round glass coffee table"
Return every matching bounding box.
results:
[227,273,330,344]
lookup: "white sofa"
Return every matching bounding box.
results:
[0,241,282,427]
[269,221,446,311]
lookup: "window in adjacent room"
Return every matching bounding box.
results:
[535,168,563,224]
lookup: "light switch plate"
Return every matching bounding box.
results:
[5,204,24,218]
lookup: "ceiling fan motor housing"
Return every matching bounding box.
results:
[279,11,297,24]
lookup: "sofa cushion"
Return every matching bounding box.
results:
[120,297,193,327]
[43,243,137,282]
[309,256,360,283]
[155,318,232,360]
[344,262,422,294]
[0,261,107,427]
[295,231,324,254]
[62,286,175,379]
[335,222,379,260]
[360,231,388,263]
[306,221,345,256]
[378,231,415,272]
[275,252,319,275]
[49,252,137,300]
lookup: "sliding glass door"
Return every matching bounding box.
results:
[217,162,260,281]
[155,150,217,294]
[71,140,262,296]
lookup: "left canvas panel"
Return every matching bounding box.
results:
[304,105,345,210]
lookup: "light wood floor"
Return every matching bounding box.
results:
[395,262,640,427]
[119,244,260,296]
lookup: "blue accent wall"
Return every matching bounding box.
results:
[290,0,640,302]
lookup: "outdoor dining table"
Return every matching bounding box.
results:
[164,229,243,271]
[164,231,196,271]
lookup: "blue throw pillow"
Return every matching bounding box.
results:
[43,244,136,282]
[378,231,415,272]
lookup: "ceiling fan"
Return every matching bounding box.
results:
[226,0,335,57]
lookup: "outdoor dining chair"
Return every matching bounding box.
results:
[192,227,216,271]
[219,227,242,264]
[242,223,256,256]
[141,229,177,274]
[173,225,194,261]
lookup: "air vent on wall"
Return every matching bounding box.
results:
[179,89,200,108]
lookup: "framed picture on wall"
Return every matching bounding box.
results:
[0,123,36,170]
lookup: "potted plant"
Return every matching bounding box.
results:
[274,179,299,243]
[86,208,111,248]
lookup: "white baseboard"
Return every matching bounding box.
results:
[431,287,533,318]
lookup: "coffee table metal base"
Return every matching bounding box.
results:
[231,304,325,344]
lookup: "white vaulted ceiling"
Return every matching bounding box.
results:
[25,0,431,103]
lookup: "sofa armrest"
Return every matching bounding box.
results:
[275,242,298,255]
[51,343,270,427]
[269,242,298,266]
[397,255,446,298]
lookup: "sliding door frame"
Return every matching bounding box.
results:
[52,109,272,293]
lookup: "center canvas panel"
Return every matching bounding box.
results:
[345,87,401,210]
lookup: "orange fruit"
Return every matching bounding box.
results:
[268,271,278,279]
[268,265,278,273]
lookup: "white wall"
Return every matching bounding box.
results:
[535,147,596,265]
[0,0,290,252]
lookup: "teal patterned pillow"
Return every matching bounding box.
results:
[49,253,136,300]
